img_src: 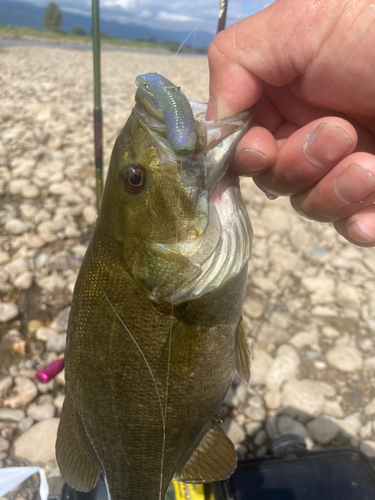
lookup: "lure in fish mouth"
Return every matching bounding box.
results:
[56,73,254,500]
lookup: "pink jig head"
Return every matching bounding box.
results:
[35,358,65,383]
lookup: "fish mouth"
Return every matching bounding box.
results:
[162,102,254,304]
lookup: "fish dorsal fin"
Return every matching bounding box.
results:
[236,317,252,386]
[56,392,101,492]
[174,419,237,483]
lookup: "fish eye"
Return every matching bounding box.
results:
[121,164,147,194]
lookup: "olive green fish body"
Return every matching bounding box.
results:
[56,75,254,500]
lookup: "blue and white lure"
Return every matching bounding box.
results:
[135,73,197,157]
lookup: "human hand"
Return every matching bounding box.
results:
[207,0,375,246]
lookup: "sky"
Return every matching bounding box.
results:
[19,0,274,33]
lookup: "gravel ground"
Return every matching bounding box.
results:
[1,45,375,498]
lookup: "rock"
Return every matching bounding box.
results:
[53,394,65,415]
[0,436,9,452]
[335,414,361,437]
[0,251,10,264]
[336,284,360,310]
[243,292,266,319]
[245,422,262,437]
[289,331,319,350]
[0,408,25,422]
[47,251,78,272]
[276,344,300,365]
[3,377,37,408]
[360,421,373,440]
[251,349,273,385]
[37,274,67,293]
[360,440,375,457]
[5,218,26,235]
[27,403,56,421]
[46,333,67,353]
[252,277,277,293]
[244,405,266,422]
[14,271,33,290]
[258,323,291,346]
[36,326,58,342]
[50,307,71,331]
[261,207,289,233]
[265,356,298,392]
[226,420,246,445]
[231,384,249,407]
[11,418,60,464]
[301,277,335,294]
[0,376,13,397]
[364,357,375,371]
[312,381,336,398]
[276,415,311,441]
[365,398,375,416]
[269,248,299,273]
[305,245,330,263]
[322,326,340,338]
[264,391,281,410]
[326,346,363,372]
[21,185,40,199]
[5,258,30,277]
[253,429,267,446]
[307,417,340,444]
[55,368,65,386]
[18,416,34,434]
[223,385,235,406]
[282,379,325,419]
[83,206,97,225]
[0,301,19,322]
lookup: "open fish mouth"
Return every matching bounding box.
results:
[162,101,254,304]
[132,80,254,304]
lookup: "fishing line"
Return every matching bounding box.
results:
[166,0,219,77]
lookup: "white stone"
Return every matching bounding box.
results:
[289,331,319,350]
[5,258,29,277]
[36,326,58,342]
[0,301,19,322]
[306,417,340,444]
[21,185,40,199]
[336,283,360,310]
[0,376,13,397]
[312,381,336,398]
[250,349,273,385]
[14,271,33,290]
[323,401,345,418]
[360,421,373,440]
[3,376,37,409]
[335,414,361,438]
[252,277,277,293]
[261,207,289,233]
[365,398,375,416]
[364,357,375,371]
[83,205,97,225]
[0,252,10,264]
[282,379,325,419]
[322,326,340,338]
[5,218,26,235]
[37,274,67,292]
[12,418,60,464]
[226,420,246,445]
[265,356,298,392]
[27,403,56,421]
[269,248,299,273]
[264,391,281,410]
[326,346,363,372]
[360,440,375,458]
[0,408,25,422]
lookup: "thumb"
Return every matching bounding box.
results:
[207,0,338,120]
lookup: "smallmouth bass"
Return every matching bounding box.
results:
[56,73,254,500]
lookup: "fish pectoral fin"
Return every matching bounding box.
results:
[236,317,252,386]
[174,420,237,483]
[56,392,101,492]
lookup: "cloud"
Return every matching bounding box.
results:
[157,11,196,23]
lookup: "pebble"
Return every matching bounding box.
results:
[250,349,273,385]
[253,429,267,446]
[0,436,10,452]
[36,326,58,342]
[11,418,60,464]
[264,391,282,410]
[336,283,360,310]
[46,333,67,353]
[289,331,319,350]
[18,416,35,434]
[226,420,246,445]
[265,356,298,392]
[282,379,325,419]
[245,422,263,437]
[326,346,363,372]
[243,293,266,319]
[83,205,97,224]
[360,421,373,440]
[14,271,33,290]
[5,218,26,235]
[276,415,311,441]
[0,408,25,422]
[3,377,37,408]
[0,376,13,397]
[0,301,19,322]
[53,394,65,415]
[306,417,340,444]
[27,403,56,421]
[50,306,71,331]
[365,398,375,416]
[360,440,375,457]
[335,414,362,438]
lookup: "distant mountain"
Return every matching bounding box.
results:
[0,0,214,48]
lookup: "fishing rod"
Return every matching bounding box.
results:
[217,0,228,32]
[92,0,103,213]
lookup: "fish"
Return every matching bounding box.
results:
[56,73,254,500]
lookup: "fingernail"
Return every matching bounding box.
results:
[334,163,375,204]
[347,220,375,244]
[303,123,352,167]
[236,148,272,173]
[206,96,216,121]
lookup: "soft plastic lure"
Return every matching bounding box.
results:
[135,73,197,157]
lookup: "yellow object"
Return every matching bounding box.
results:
[171,481,214,500]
